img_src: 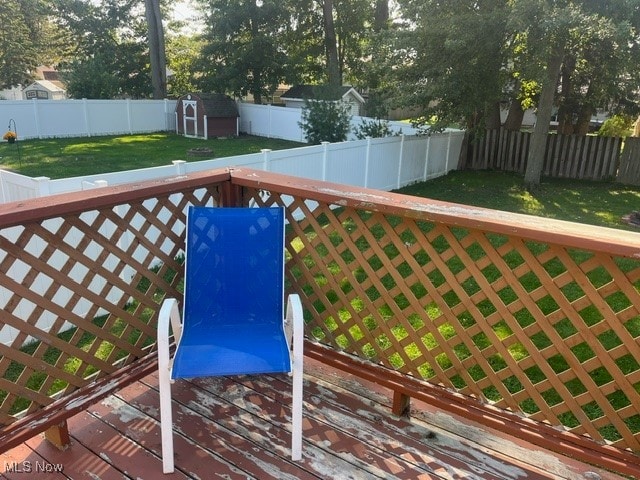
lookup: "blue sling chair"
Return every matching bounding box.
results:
[157,206,304,474]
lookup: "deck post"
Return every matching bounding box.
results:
[220,174,244,207]
[44,421,71,450]
[392,391,411,417]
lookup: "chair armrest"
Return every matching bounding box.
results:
[158,298,182,377]
[286,293,304,365]
[285,294,303,347]
[160,297,183,345]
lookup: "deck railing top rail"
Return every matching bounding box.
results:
[0,167,638,477]
[230,168,640,258]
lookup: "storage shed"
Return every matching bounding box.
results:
[23,80,67,100]
[280,85,365,116]
[175,93,239,139]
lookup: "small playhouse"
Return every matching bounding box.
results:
[175,93,239,139]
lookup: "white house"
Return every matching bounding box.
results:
[0,86,22,101]
[281,85,365,116]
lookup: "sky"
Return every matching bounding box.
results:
[171,1,204,33]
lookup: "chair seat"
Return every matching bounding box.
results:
[171,322,291,379]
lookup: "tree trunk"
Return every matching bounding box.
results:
[322,0,341,86]
[556,105,574,135]
[145,0,166,99]
[485,101,501,130]
[374,0,389,32]
[503,98,524,131]
[524,46,564,188]
[575,105,594,135]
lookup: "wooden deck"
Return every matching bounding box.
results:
[1,357,628,480]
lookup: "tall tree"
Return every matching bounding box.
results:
[554,7,638,134]
[280,0,325,83]
[145,0,167,98]
[0,0,56,89]
[196,0,289,103]
[166,34,202,97]
[510,0,639,186]
[322,0,341,86]
[55,0,152,98]
[334,0,375,85]
[389,0,510,132]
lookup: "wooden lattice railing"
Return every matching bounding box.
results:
[0,167,639,476]
[231,169,640,475]
[0,170,234,449]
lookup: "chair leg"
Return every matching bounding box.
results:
[291,359,303,461]
[159,369,175,473]
[158,298,179,474]
[288,294,304,461]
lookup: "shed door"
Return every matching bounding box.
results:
[182,99,198,137]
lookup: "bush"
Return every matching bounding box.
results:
[597,114,634,138]
[353,118,399,139]
[299,99,351,144]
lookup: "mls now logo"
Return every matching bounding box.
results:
[4,461,64,473]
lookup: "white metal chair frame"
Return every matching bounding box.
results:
[157,209,304,474]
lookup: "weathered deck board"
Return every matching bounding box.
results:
[1,357,628,480]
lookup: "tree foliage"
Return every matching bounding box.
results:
[194,0,378,97]
[353,117,398,139]
[166,34,202,97]
[381,0,640,186]
[299,96,352,144]
[54,0,153,99]
[195,0,291,104]
[598,114,634,138]
[506,0,640,186]
[387,0,510,132]
[0,0,60,89]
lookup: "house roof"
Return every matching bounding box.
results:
[34,66,65,89]
[281,85,365,104]
[180,93,239,118]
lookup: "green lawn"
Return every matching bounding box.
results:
[0,133,304,179]
[396,170,640,231]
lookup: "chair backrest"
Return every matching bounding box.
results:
[183,206,285,327]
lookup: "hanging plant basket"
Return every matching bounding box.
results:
[3,131,17,144]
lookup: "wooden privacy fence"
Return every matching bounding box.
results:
[618,137,640,185]
[461,128,626,181]
[0,168,639,476]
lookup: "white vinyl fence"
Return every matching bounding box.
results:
[0,132,464,203]
[0,98,177,139]
[0,100,465,346]
[238,102,421,142]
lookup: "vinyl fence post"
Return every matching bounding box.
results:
[396,134,405,189]
[423,135,431,182]
[32,99,42,139]
[82,98,90,137]
[126,98,133,134]
[173,160,186,176]
[34,176,51,197]
[364,137,371,188]
[262,149,272,171]
[445,132,452,173]
[321,141,330,181]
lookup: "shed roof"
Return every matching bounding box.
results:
[180,93,239,118]
[24,80,65,93]
[281,85,365,104]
